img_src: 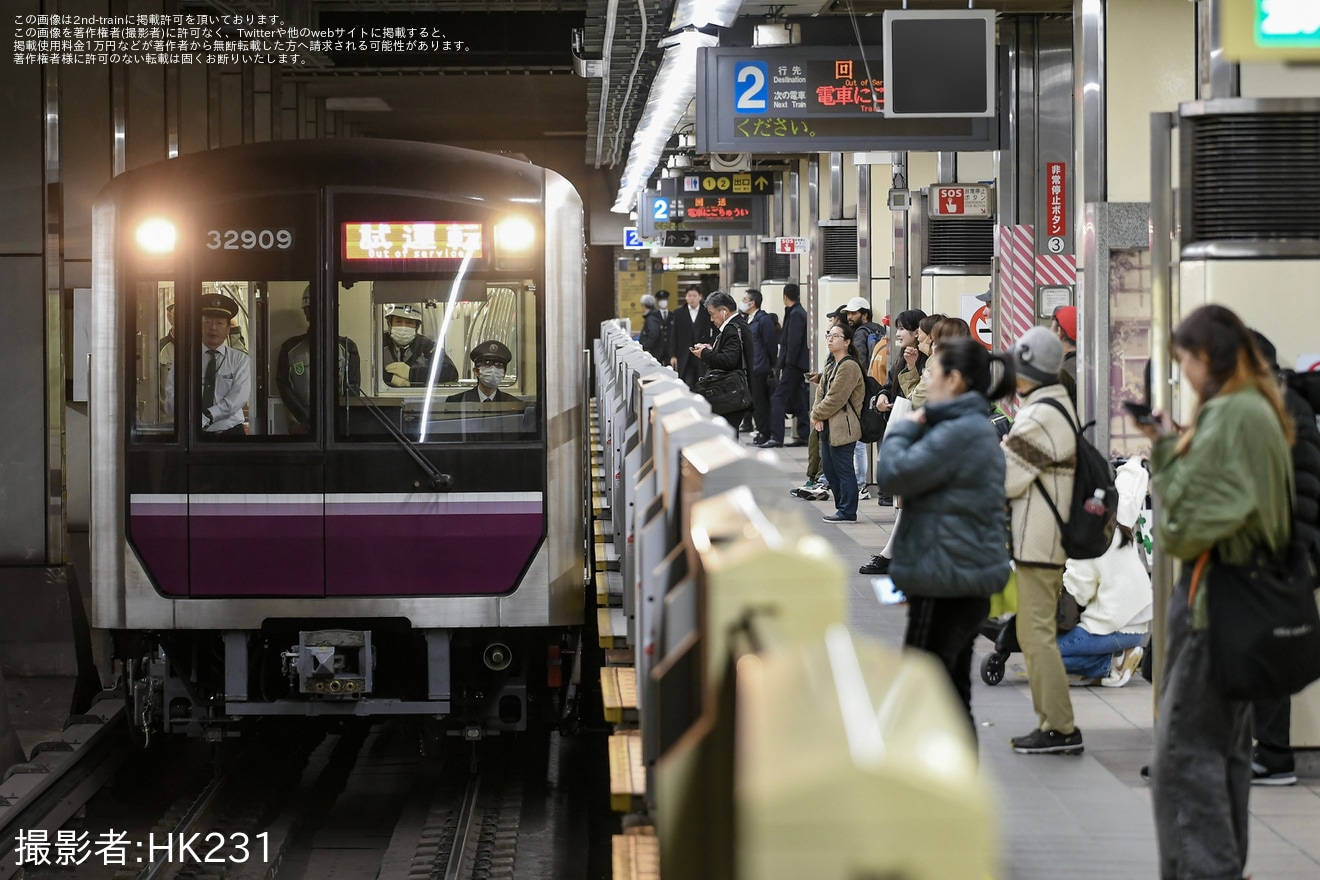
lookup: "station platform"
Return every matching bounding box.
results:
[774,442,1320,880]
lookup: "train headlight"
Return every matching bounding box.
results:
[135,219,177,254]
[495,217,535,253]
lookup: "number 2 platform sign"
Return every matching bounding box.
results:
[734,61,769,115]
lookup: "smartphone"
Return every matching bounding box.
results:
[1123,400,1158,426]
[872,576,907,606]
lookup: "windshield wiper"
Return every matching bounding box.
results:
[347,385,453,491]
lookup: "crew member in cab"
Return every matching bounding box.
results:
[277,286,361,433]
[448,340,525,411]
[166,292,250,436]
[381,303,458,388]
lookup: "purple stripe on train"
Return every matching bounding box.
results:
[128,495,544,598]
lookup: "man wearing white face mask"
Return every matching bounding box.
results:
[448,339,525,410]
[381,304,458,388]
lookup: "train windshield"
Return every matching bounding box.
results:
[336,278,538,442]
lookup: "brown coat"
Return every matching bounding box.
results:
[811,357,865,446]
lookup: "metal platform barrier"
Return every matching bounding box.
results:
[589,321,998,880]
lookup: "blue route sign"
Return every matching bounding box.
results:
[733,61,769,115]
[623,227,644,249]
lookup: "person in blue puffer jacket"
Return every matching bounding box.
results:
[878,338,1017,736]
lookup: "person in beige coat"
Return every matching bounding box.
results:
[812,327,866,522]
[1002,325,1082,755]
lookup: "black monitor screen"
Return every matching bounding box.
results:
[887,18,991,115]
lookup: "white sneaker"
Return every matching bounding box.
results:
[802,486,831,501]
[1101,646,1144,688]
[858,490,871,501]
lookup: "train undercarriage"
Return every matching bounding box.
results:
[115,622,579,744]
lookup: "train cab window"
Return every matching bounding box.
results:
[270,281,360,436]
[133,282,176,440]
[166,280,314,440]
[336,279,538,442]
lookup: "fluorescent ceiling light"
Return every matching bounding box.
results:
[612,30,719,214]
[325,96,391,112]
[670,0,742,30]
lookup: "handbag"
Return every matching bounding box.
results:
[695,369,751,415]
[1056,591,1084,633]
[1190,538,1320,701]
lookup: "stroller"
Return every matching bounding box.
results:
[977,615,1020,686]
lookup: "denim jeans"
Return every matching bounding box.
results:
[853,441,868,491]
[1056,626,1145,679]
[818,429,858,519]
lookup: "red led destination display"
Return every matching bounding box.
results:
[699,46,997,154]
[342,222,484,261]
[683,196,753,222]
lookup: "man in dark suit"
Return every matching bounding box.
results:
[668,285,712,390]
[742,288,778,444]
[761,283,811,447]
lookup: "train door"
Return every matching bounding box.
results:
[181,194,326,597]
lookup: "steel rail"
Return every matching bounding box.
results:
[0,693,126,880]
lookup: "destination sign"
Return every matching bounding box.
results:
[683,196,754,221]
[698,45,998,153]
[342,222,483,261]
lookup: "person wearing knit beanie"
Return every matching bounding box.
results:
[1004,322,1083,755]
[1012,325,1065,387]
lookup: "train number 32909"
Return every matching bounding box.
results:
[206,229,294,250]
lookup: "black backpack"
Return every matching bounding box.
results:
[858,374,886,444]
[1031,397,1118,560]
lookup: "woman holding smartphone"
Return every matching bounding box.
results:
[877,338,1017,735]
[1137,305,1293,880]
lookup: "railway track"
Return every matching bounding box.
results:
[8,716,549,880]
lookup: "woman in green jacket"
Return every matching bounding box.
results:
[1139,305,1294,880]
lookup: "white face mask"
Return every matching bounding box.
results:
[737,300,750,313]
[390,326,416,346]
[477,365,505,387]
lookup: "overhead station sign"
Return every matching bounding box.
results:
[697,44,998,154]
[637,177,769,238]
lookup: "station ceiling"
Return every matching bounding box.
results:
[183,0,1072,165]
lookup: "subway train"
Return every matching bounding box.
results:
[89,139,585,741]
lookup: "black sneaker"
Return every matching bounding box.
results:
[1251,762,1297,786]
[875,494,893,507]
[1010,727,1084,755]
[859,555,891,575]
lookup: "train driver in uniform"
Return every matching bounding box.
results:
[276,286,361,433]
[165,292,250,436]
[381,303,458,388]
[447,340,525,411]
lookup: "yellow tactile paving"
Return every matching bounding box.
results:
[608,730,645,812]
[601,666,638,723]
[611,830,659,880]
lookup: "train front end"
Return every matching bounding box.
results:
[89,141,584,740]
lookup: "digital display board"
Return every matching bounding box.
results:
[637,179,768,237]
[697,45,998,153]
[1222,0,1320,62]
[342,222,484,261]
[882,11,995,118]
[684,196,754,221]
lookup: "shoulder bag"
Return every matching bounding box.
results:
[1190,536,1320,701]
[696,369,751,415]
